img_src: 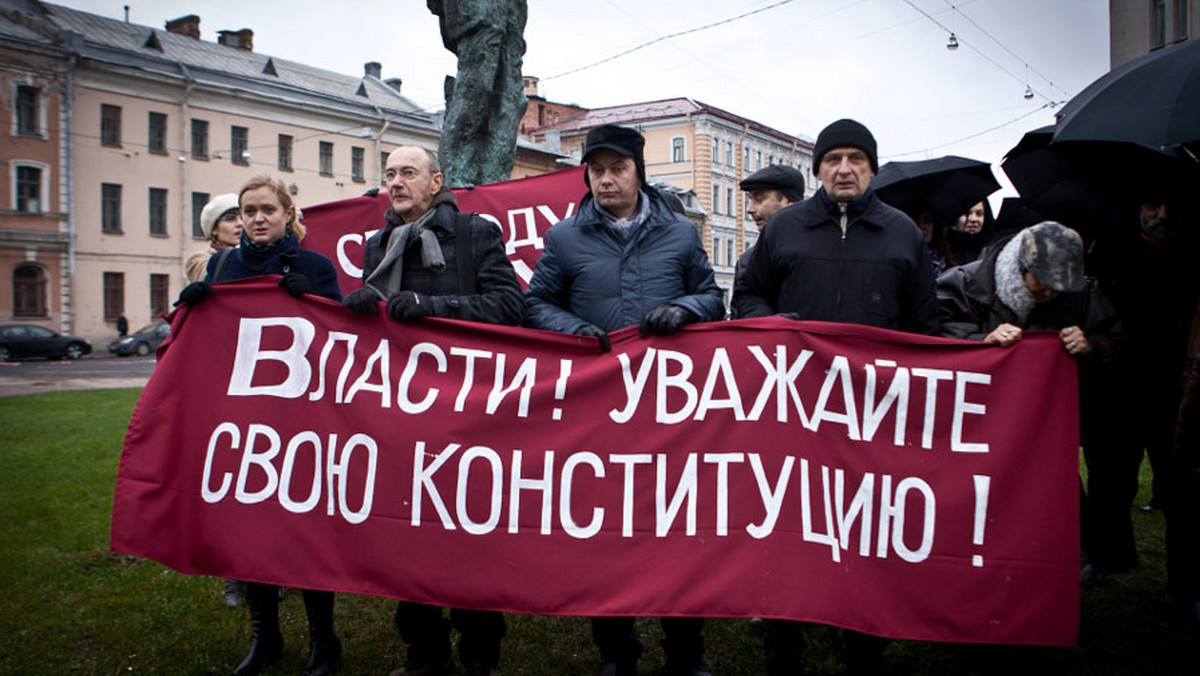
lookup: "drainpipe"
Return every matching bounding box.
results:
[63,52,77,334]
[178,62,194,282]
[370,101,390,185]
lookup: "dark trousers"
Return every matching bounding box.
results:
[591,616,705,667]
[1080,431,1143,571]
[394,601,506,668]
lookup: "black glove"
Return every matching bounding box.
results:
[279,272,311,298]
[575,323,611,353]
[639,304,696,337]
[776,312,802,320]
[175,281,213,307]
[343,287,381,316]
[386,291,430,323]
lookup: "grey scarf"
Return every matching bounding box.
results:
[364,207,445,298]
[597,189,651,239]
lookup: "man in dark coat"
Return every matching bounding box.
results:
[734,118,939,676]
[733,119,939,335]
[343,145,523,676]
[524,124,724,676]
[730,165,806,316]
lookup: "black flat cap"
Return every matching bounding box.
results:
[740,165,807,202]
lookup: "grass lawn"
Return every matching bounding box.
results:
[0,388,1196,675]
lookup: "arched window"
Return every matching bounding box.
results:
[13,264,47,317]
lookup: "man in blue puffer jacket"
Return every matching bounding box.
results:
[524,124,724,676]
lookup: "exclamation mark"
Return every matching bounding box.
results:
[972,474,991,567]
[552,359,572,421]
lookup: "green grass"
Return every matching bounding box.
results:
[0,389,1196,675]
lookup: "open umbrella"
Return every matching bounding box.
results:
[871,155,1000,224]
[1053,38,1200,150]
[1001,126,1191,237]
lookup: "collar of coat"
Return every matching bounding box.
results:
[574,184,679,230]
[800,187,888,229]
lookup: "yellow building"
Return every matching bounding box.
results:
[524,89,814,307]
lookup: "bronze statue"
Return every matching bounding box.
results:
[429,0,528,187]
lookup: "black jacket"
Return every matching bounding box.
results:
[733,188,940,335]
[362,191,524,325]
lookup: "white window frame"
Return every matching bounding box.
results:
[12,82,46,138]
[10,160,50,214]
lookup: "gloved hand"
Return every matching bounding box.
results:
[386,290,430,323]
[175,281,213,307]
[343,287,381,316]
[575,323,611,353]
[639,304,697,337]
[279,272,311,298]
[776,312,802,320]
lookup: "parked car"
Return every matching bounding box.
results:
[0,324,92,361]
[108,320,170,357]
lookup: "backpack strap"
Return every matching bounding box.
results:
[455,213,477,294]
[211,248,233,282]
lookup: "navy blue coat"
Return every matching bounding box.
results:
[206,231,342,301]
[525,188,724,333]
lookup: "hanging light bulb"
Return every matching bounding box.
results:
[1024,85,1034,100]
[946,32,959,50]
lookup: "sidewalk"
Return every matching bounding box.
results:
[0,358,150,398]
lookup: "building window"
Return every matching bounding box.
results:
[380,151,389,184]
[231,126,248,165]
[191,119,209,158]
[727,239,735,268]
[101,104,122,147]
[727,187,735,217]
[103,272,124,322]
[101,183,122,233]
[15,165,43,213]
[13,264,47,317]
[1177,0,1190,41]
[756,151,763,170]
[15,85,40,136]
[726,141,734,167]
[319,141,334,176]
[148,112,167,154]
[351,146,365,182]
[149,188,168,236]
[1153,0,1168,47]
[712,183,720,215]
[712,137,720,165]
[150,274,170,317]
[671,137,686,163]
[278,134,294,171]
[191,191,209,238]
[712,236,720,266]
[744,146,750,171]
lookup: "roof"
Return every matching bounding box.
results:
[0,0,435,128]
[529,97,813,149]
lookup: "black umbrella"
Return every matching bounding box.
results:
[872,155,1000,224]
[1001,126,1191,237]
[1053,38,1200,150]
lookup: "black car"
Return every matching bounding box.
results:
[0,324,92,361]
[108,320,170,357]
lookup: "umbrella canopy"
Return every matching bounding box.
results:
[1053,38,1200,150]
[1001,126,1192,237]
[871,155,1000,224]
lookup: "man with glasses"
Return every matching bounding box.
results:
[343,145,523,676]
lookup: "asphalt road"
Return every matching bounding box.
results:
[0,353,155,398]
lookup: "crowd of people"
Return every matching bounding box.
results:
[177,119,1199,676]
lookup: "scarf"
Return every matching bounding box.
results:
[597,189,651,239]
[365,205,445,297]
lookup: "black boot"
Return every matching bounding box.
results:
[302,589,341,676]
[233,582,283,676]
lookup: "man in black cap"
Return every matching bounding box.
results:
[733,118,937,333]
[731,165,806,316]
[734,118,939,675]
[525,123,724,676]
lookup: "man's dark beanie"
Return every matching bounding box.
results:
[581,124,646,186]
[740,165,806,202]
[813,118,878,173]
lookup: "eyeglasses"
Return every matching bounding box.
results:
[385,167,427,182]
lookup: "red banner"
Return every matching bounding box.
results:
[300,166,587,292]
[111,278,1081,646]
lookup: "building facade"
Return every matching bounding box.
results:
[0,1,564,343]
[523,89,814,307]
[1110,0,1196,67]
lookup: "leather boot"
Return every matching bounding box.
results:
[301,589,341,676]
[233,583,283,676]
